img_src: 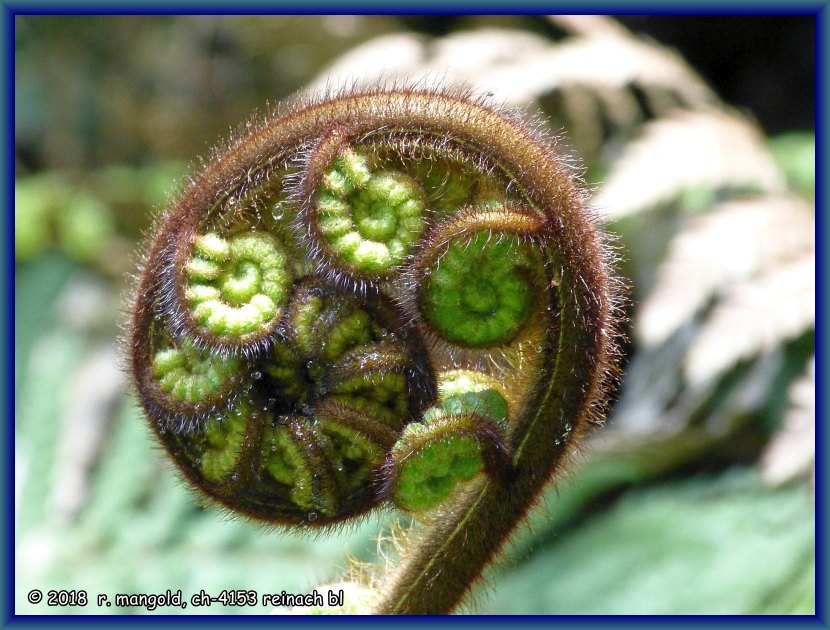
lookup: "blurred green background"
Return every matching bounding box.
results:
[14,15,815,615]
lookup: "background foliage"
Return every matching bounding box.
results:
[14,15,815,615]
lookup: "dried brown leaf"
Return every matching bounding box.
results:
[472,33,715,108]
[310,26,714,113]
[546,15,632,39]
[51,344,123,522]
[594,110,786,218]
[638,196,814,346]
[684,252,814,385]
[761,356,815,487]
[308,32,428,91]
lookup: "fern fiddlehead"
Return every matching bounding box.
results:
[127,85,620,614]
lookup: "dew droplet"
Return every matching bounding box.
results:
[307,511,318,522]
[251,370,262,380]
[230,473,239,482]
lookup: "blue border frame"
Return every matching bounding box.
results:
[0,1,827,13]
[6,4,826,627]
[4,0,12,626]
[815,4,827,628]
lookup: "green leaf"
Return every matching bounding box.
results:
[768,132,815,198]
[14,254,75,394]
[486,468,814,614]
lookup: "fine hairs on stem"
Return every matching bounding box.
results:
[126,83,622,614]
